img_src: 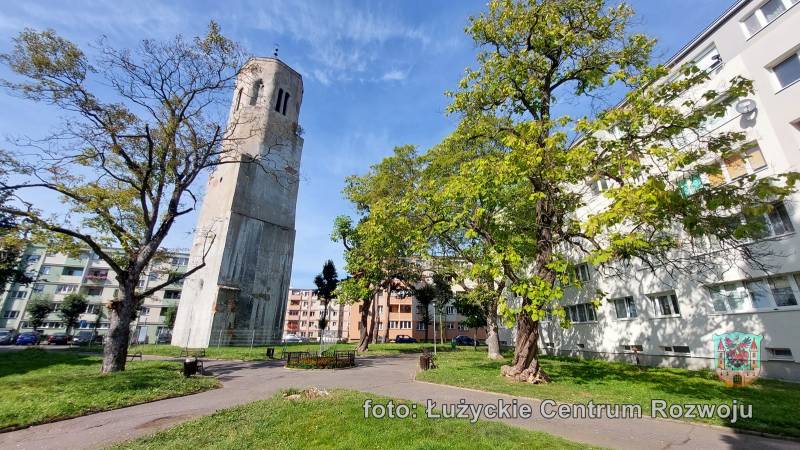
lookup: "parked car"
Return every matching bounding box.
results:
[156,331,172,344]
[452,335,478,346]
[47,333,72,345]
[0,329,18,345]
[282,334,307,343]
[73,331,103,346]
[15,332,41,346]
[393,335,417,343]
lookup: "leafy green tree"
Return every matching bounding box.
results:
[25,295,52,333]
[410,283,435,342]
[333,146,424,350]
[313,260,338,332]
[453,293,487,351]
[59,293,88,335]
[423,0,797,383]
[162,305,178,330]
[0,24,269,372]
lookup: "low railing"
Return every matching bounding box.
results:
[285,350,356,369]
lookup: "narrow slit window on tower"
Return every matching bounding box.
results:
[282,92,290,115]
[275,88,284,112]
[250,80,263,106]
[235,88,243,111]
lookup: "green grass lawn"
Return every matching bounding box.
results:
[415,350,800,437]
[0,349,219,430]
[115,389,601,450]
[108,342,452,361]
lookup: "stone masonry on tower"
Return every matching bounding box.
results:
[171,57,303,348]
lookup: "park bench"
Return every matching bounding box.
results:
[127,349,143,361]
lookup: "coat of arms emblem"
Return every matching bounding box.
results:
[713,332,762,387]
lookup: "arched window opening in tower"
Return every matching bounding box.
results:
[282,93,290,115]
[275,88,284,112]
[235,89,243,111]
[250,80,263,106]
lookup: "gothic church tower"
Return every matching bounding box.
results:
[172,57,303,347]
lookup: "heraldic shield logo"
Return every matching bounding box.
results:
[713,332,763,387]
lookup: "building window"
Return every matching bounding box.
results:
[446,322,454,329]
[2,310,19,319]
[85,304,101,314]
[678,174,703,197]
[274,88,284,112]
[710,283,748,312]
[399,305,411,313]
[766,347,794,360]
[621,344,644,352]
[710,145,768,186]
[140,307,150,316]
[575,263,591,282]
[741,0,797,37]
[769,276,798,306]
[713,275,799,313]
[445,305,455,315]
[250,80,263,106]
[458,323,467,331]
[282,93,290,115]
[62,267,83,276]
[56,285,78,294]
[649,292,681,317]
[590,177,611,195]
[40,266,52,275]
[11,291,27,299]
[694,45,722,73]
[163,290,181,300]
[764,202,795,236]
[389,321,398,329]
[416,321,427,330]
[82,287,101,297]
[612,296,638,319]
[566,303,597,323]
[171,257,189,266]
[772,50,800,89]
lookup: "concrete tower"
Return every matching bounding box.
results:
[172,57,303,348]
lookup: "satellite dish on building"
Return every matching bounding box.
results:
[735,98,756,114]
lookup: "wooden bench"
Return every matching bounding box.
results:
[127,350,143,361]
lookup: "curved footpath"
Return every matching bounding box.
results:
[0,355,796,450]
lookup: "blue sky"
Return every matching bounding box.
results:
[0,0,734,287]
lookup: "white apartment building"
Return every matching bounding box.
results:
[0,244,188,343]
[546,0,800,381]
[283,288,350,341]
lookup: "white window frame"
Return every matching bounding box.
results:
[649,292,681,318]
[612,296,638,320]
[710,274,800,313]
[740,0,798,38]
[770,48,800,91]
[575,263,591,282]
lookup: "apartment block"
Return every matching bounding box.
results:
[0,244,188,343]
[346,288,489,343]
[283,288,350,341]
[549,0,800,381]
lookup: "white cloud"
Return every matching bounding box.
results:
[381,69,409,81]
[249,0,431,85]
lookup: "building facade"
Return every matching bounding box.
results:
[172,56,304,348]
[548,0,800,381]
[0,245,187,343]
[346,288,490,343]
[282,288,350,341]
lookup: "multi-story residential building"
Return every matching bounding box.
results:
[548,0,800,381]
[0,244,188,343]
[346,288,489,343]
[283,288,350,341]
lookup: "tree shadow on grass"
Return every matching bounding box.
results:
[0,348,99,378]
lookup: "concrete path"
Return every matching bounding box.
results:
[0,355,796,450]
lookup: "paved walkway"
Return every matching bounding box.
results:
[0,355,796,450]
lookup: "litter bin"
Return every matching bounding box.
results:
[266,347,275,359]
[419,353,432,370]
[183,357,198,377]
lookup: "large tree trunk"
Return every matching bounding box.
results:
[500,314,549,383]
[101,281,136,373]
[368,293,377,344]
[485,308,503,360]
[356,298,371,352]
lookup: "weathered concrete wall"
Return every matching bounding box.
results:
[172,57,303,348]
